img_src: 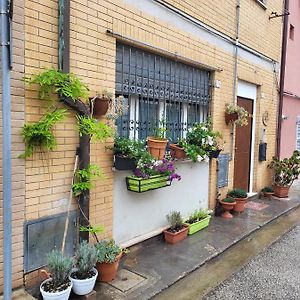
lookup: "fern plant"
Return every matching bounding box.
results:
[25,68,89,101]
[76,115,113,141]
[73,164,104,196]
[20,109,68,158]
[46,250,73,290]
[73,241,98,279]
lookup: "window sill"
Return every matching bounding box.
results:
[255,0,267,10]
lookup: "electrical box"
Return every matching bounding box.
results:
[217,153,230,188]
[259,143,267,161]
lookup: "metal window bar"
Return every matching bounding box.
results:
[115,43,211,141]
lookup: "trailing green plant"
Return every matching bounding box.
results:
[25,68,89,101]
[225,103,249,126]
[227,188,247,199]
[95,239,123,263]
[76,115,113,141]
[46,250,73,290]
[166,211,184,230]
[261,186,274,193]
[222,197,235,203]
[73,241,98,279]
[20,109,68,158]
[73,164,104,196]
[186,209,213,224]
[268,150,300,187]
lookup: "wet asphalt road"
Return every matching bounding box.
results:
[203,225,300,300]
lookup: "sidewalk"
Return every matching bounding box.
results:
[93,182,300,300]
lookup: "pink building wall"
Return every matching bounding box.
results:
[280,1,300,158]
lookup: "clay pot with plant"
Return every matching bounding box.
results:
[219,197,236,219]
[90,90,113,117]
[170,139,187,159]
[225,104,249,127]
[261,186,274,198]
[227,188,248,213]
[268,150,300,198]
[40,250,73,300]
[163,211,188,244]
[70,241,98,296]
[147,118,168,160]
[95,239,126,282]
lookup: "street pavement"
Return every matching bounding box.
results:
[203,224,300,300]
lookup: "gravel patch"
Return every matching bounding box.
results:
[203,225,300,300]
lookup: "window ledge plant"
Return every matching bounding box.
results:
[225,103,249,126]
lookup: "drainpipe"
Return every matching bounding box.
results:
[230,0,241,159]
[0,0,12,299]
[276,0,289,158]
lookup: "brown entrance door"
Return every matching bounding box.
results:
[233,97,253,191]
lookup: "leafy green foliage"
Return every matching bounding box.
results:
[73,164,104,196]
[186,209,212,224]
[222,197,235,203]
[166,211,183,230]
[261,186,274,193]
[76,115,113,141]
[25,68,89,101]
[47,250,73,289]
[95,240,122,263]
[227,188,247,198]
[79,225,104,235]
[20,109,68,158]
[225,103,249,126]
[268,150,300,187]
[74,241,98,279]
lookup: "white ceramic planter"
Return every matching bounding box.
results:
[70,267,98,296]
[40,278,72,300]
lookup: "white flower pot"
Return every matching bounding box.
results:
[70,267,98,295]
[40,278,72,300]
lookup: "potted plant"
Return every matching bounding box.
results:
[209,132,224,159]
[40,250,73,300]
[147,118,168,159]
[163,211,188,244]
[261,186,274,198]
[126,156,181,192]
[184,209,213,235]
[219,197,236,219]
[268,150,300,198]
[95,239,124,282]
[225,104,249,126]
[90,90,113,117]
[227,188,248,213]
[70,241,98,296]
[110,137,146,170]
[170,138,187,159]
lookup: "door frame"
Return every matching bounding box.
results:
[237,80,257,194]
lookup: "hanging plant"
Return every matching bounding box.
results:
[76,115,114,141]
[19,109,68,158]
[225,103,249,126]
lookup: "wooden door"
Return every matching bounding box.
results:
[233,97,253,191]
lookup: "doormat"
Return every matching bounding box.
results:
[245,201,269,211]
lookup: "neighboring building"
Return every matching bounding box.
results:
[280,1,300,158]
[0,0,283,294]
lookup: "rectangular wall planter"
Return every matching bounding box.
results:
[126,174,170,193]
[184,215,211,235]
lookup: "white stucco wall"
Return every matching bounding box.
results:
[112,161,209,246]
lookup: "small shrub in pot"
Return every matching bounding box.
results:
[163,211,188,244]
[40,250,73,300]
[219,197,236,219]
[70,241,98,296]
[227,188,247,213]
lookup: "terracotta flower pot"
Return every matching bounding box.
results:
[233,197,247,213]
[96,252,122,282]
[225,112,239,124]
[273,185,290,198]
[219,200,236,219]
[263,192,274,198]
[170,144,187,159]
[147,137,168,160]
[163,226,188,244]
[91,96,109,117]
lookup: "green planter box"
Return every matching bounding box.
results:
[126,174,170,193]
[184,215,211,235]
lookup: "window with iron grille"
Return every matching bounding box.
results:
[115,43,211,142]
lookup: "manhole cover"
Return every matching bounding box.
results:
[108,269,147,292]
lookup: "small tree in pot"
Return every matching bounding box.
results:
[163,211,188,244]
[268,150,300,198]
[227,188,248,213]
[40,250,73,300]
[70,241,98,296]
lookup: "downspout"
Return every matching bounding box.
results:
[230,0,241,159]
[276,0,289,158]
[0,0,12,299]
